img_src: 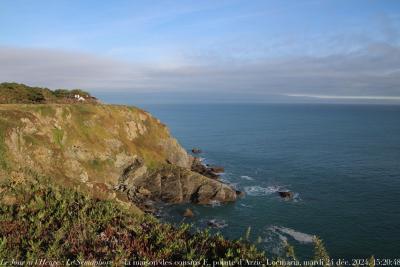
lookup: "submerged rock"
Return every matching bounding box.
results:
[191,148,202,154]
[183,208,195,217]
[278,191,294,199]
[236,190,245,198]
[207,219,228,229]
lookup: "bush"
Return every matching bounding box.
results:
[0,83,94,104]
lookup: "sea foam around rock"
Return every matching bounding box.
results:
[267,226,315,244]
[244,185,282,196]
[240,175,254,181]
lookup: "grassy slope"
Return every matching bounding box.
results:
[0,104,172,180]
[0,103,184,219]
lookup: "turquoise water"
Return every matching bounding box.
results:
[141,104,400,259]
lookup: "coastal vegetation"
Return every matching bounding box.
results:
[0,173,266,265]
[0,82,95,104]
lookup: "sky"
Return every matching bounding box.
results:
[1,0,400,104]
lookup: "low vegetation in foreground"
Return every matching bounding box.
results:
[0,173,343,266]
[0,174,268,266]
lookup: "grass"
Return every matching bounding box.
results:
[52,128,64,148]
[0,175,270,265]
[35,105,56,117]
[0,118,12,171]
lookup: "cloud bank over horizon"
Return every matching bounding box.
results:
[1,0,400,103]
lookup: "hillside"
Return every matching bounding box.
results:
[0,93,238,211]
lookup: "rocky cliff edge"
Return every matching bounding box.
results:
[0,104,237,211]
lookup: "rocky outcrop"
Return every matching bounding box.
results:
[278,191,294,199]
[209,166,224,173]
[183,208,195,217]
[117,158,237,205]
[191,148,202,154]
[0,103,238,210]
[191,157,219,179]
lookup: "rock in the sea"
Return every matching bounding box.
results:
[209,166,225,173]
[236,190,245,198]
[119,158,237,205]
[207,219,228,229]
[183,208,195,217]
[191,148,202,154]
[278,191,294,199]
[191,157,219,179]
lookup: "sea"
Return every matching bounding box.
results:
[138,103,400,260]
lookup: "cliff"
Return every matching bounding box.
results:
[0,101,237,210]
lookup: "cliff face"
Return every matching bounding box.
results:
[0,104,237,208]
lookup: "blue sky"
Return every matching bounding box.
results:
[1,0,400,103]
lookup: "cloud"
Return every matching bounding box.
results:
[1,43,400,102]
[285,94,400,101]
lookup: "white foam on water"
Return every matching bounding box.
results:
[207,219,228,229]
[244,185,281,196]
[292,192,301,202]
[208,200,221,207]
[240,175,254,181]
[267,226,315,244]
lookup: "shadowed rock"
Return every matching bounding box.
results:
[278,191,294,199]
[118,158,237,206]
[191,148,202,154]
[191,157,219,179]
[209,166,224,173]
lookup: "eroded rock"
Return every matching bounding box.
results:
[118,158,237,206]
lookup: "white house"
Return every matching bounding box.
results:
[74,94,86,101]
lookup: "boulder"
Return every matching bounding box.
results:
[183,208,195,217]
[209,166,224,173]
[278,191,294,199]
[138,187,151,197]
[191,148,202,154]
[191,157,219,179]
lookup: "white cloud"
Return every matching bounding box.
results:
[1,43,400,102]
[285,94,400,101]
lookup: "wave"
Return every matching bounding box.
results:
[240,175,254,181]
[208,200,221,207]
[206,219,228,229]
[267,226,315,244]
[244,185,281,196]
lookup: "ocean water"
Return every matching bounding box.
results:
[141,103,400,259]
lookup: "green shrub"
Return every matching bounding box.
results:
[0,176,268,265]
[0,83,94,104]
